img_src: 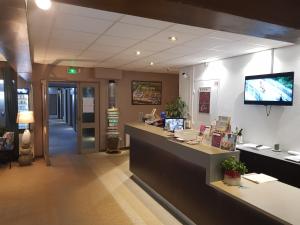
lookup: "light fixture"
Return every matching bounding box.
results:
[136,51,141,56]
[150,62,154,66]
[17,111,35,148]
[35,0,52,10]
[169,36,177,42]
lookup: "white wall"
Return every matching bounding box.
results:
[180,45,300,151]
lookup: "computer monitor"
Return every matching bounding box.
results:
[164,118,185,132]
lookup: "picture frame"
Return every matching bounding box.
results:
[131,80,162,105]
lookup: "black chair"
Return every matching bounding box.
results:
[0,132,15,169]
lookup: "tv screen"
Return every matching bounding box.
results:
[164,118,184,132]
[244,72,294,106]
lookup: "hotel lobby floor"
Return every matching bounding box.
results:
[0,152,182,225]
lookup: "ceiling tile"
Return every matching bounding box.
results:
[169,24,213,36]
[28,7,56,29]
[163,56,201,66]
[245,36,292,48]
[54,14,114,34]
[87,44,126,54]
[45,49,81,59]
[28,1,294,72]
[132,41,173,52]
[93,35,139,48]
[183,36,234,49]
[120,15,172,29]
[163,46,203,55]
[106,23,160,40]
[213,41,266,52]
[119,62,147,70]
[101,50,153,65]
[51,29,98,43]
[144,51,184,63]
[120,48,155,57]
[147,30,198,44]
[78,51,113,61]
[185,49,224,60]
[58,3,122,21]
[209,30,248,41]
[98,58,130,68]
[48,38,89,51]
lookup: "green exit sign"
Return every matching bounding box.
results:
[67,67,78,74]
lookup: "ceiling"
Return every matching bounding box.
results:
[28,1,293,74]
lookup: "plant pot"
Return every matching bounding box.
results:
[224,170,241,186]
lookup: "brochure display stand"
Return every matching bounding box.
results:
[106,107,120,153]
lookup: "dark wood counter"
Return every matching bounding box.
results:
[125,123,288,225]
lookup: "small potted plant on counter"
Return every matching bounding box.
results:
[221,156,247,186]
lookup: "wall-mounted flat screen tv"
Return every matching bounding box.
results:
[244,72,294,106]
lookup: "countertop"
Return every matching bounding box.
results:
[211,178,300,225]
[237,144,300,166]
[126,122,233,155]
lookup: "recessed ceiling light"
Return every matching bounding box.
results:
[169,36,177,42]
[35,0,52,10]
[150,62,154,66]
[136,51,141,55]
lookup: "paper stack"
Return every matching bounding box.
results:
[243,173,278,184]
[284,155,300,163]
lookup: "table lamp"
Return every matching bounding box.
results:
[17,111,35,149]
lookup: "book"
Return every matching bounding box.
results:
[215,116,231,132]
[211,133,222,148]
[284,155,300,163]
[243,173,278,184]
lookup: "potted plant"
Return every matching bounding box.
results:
[221,156,247,186]
[165,97,187,118]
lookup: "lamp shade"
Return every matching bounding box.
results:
[17,111,35,124]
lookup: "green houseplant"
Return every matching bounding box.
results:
[165,97,187,118]
[221,156,247,186]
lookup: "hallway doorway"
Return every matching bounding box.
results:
[48,82,78,155]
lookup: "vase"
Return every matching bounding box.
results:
[21,129,31,148]
[224,170,241,186]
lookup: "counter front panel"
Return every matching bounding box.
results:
[126,123,284,225]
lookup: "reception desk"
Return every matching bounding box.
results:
[125,123,299,225]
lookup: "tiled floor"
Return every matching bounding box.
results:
[0,151,182,225]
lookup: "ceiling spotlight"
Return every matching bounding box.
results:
[136,51,141,55]
[35,0,52,10]
[150,62,154,66]
[169,36,177,42]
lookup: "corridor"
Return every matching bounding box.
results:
[49,119,77,155]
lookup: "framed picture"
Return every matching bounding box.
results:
[199,87,211,113]
[131,81,162,105]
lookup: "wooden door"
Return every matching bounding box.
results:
[77,83,99,153]
[41,80,50,165]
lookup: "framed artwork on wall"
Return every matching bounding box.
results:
[131,81,162,105]
[199,87,211,113]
